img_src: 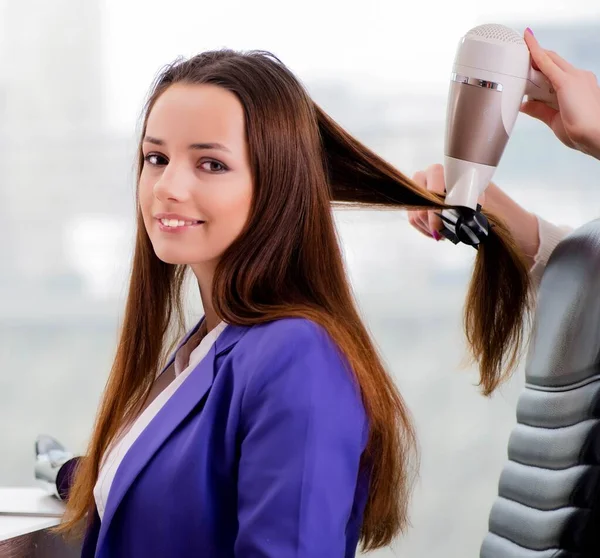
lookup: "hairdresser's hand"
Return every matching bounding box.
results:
[408,164,540,266]
[522,28,600,160]
[408,164,487,241]
[408,164,448,240]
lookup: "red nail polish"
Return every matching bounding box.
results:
[432,230,441,241]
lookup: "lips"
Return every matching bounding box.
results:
[159,217,202,227]
[153,212,205,232]
[154,212,204,221]
[156,220,204,234]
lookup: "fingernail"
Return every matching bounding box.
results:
[526,27,534,36]
[432,230,441,241]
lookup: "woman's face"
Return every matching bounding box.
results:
[139,83,253,271]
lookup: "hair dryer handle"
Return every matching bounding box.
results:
[525,67,559,110]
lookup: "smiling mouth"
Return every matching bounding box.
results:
[157,218,205,232]
[158,218,204,228]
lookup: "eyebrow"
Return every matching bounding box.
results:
[143,136,231,152]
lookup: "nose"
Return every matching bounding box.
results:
[153,161,195,202]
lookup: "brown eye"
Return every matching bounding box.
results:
[144,153,168,166]
[200,160,227,173]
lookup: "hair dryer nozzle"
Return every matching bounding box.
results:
[438,206,489,249]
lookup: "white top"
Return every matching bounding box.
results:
[93,320,227,521]
[530,215,574,289]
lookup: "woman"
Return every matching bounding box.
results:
[409,28,600,279]
[55,49,530,557]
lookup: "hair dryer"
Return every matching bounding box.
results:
[439,23,558,247]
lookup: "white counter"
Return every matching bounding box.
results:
[0,487,64,542]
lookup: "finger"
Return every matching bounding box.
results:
[415,210,444,240]
[409,213,433,238]
[414,224,435,239]
[414,211,436,238]
[520,99,558,127]
[425,164,446,196]
[428,210,443,237]
[524,29,567,89]
[411,169,445,238]
[413,211,430,231]
[408,210,427,231]
[408,211,419,228]
[545,50,576,73]
[424,165,445,236]
[412,170,427,189]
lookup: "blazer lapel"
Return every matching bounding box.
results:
[214,322,247,357]
[96,333,215,553]
[161,317,204,372]
[94,321,250,555]
[81,508,101,558]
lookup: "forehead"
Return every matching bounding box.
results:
[146,83,246,144]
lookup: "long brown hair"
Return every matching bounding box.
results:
[59,50,531,550]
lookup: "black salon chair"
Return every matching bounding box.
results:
[481,219,600,557]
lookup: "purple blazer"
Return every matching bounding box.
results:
[78,317,370,558]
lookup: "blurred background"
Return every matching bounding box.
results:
[1,0,599,555]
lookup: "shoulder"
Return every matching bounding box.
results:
[235,317,364,417]
[240,317,338,359]
[239,317,349,378]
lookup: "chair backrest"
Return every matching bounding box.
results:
[480,219,600,558]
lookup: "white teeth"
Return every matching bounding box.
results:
[159,218,201,228]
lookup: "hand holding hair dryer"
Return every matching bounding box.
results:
[439,23,558,247]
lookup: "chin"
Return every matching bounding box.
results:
[153,252,190,265]
[151,245,215,267]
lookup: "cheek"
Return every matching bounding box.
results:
[138,177,155,227]
[138,176,151,209]
[229,189,253,234]
[208,182,253,237]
